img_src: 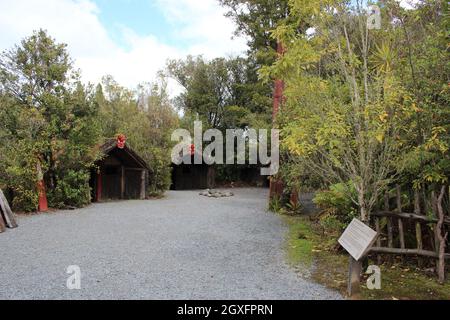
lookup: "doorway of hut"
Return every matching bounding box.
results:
[170,163,216,190]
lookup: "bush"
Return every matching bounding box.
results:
[0,141,40,212]
[47,170,91,209]
[319,214,346,235]
[147,148,172,196]
[313,182,358,224]
[269,195,283,213]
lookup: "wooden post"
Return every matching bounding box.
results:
[414,190,423,267]
[396,185,405,250]
[36,162,48,212]
[140,170,146,200]
[384,192,393,264]
[121,166,125,200]
[96,171,102,202]
[375,217,382,265]
[436,186,447,284]
[431,190,440,252]
[347,257,362,297]
[384,193,393,244]
[0,209,6,233]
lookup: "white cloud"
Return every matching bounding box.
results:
[155,0,248,58]
[0,0,247,92]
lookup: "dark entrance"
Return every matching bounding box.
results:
[171,151,215,190]
[171,163,215,190]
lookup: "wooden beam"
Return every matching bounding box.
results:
[370,247,440,258]
[120,166,125,199]
[140,170,146,200]
[413,190,423,248]
[396,185,405,250]
[371,247,450,260]
[0,211,6,233]
[0,189,17,228]
[414,189,423,267]
[375,217,382,265]
[384,193,394,250]
[96,171,102,202]
[372,211,450,225]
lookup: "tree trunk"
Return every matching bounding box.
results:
[359,191,368,223]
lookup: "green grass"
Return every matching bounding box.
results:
[361,265,450,300]
[282,214,450,300]
[284,215,315,267]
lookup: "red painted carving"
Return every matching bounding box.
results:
[117,134,127,149]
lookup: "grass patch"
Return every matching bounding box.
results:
[284,215,315,267]
[283,214,450,300]
[283,215,349,294]
[361,265,450,300]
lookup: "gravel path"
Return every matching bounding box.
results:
[0,188,342,300]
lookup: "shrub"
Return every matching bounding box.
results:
[269,195,283,213]
[313,182,358,224]
[319,214,346,235]
[47,170,91,209]
[147,147,172,196]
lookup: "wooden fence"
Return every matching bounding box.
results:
[369,185,449,283]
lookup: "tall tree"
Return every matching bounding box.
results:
[167,55,271,131]
[265,0,423,221]
[0,30,101,210]
[219,0,291,62]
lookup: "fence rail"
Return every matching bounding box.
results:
[369,185,449,283]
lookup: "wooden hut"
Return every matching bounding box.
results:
[91,139,150,202]
[171,151,215,190]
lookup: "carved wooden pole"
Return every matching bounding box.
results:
[37,161,48,212]
[269,41,299,206]
[272,42,285,122]
[269,41,285,201]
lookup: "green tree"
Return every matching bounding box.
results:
[265,0,421,221]
[219,0,292,63]
[0,30,102,210]
[167,55,271,130]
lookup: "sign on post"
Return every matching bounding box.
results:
[339,218,378,261]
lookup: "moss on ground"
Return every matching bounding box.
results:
[283,215,450,300]
[361,265,450,300]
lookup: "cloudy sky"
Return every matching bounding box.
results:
[0,0,418,94]
[0,0,248,92]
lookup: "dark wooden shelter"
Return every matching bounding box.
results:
[171,152,215,190]
[91,140,150,202]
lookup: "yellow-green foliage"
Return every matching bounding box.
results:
[263,0,449,221]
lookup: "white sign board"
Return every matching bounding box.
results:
[338,218,378,261]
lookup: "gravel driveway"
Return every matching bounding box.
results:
[0,188,342,300]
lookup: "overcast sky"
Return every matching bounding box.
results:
[0,0,419,95]
[0,0,248,94]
